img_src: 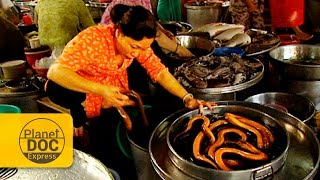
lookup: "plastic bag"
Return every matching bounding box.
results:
[34,46,64,68]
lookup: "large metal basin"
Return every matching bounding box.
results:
[166,105,289,179]
[269,44,320,80]
[245,92,316,123]
[149,101,320,180]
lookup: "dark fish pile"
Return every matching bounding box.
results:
[173,54,263,88]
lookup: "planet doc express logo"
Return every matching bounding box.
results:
[19,118,65,164]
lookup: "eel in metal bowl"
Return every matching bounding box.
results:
[166,105,289,179]
[149,101,320,180]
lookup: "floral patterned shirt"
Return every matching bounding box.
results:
[100,0,152,25]
[34,0,95,49]
[57,24,166,117]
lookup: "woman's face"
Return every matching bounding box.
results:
[115,29,155,59]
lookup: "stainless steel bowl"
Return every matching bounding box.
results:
[175,35,217,57]
[166,105,289,179]
[269,44,320,80]
[160,21,193,35]
[245,92,316,123]
[164,35,219,65]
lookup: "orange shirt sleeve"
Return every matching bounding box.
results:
[136,48,167,82]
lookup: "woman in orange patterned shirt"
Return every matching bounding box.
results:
[46,4,209,137]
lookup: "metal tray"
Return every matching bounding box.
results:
[245,42,281,57]
[187,57,264,94]
[12,149,114,180]
[149,101,320,180]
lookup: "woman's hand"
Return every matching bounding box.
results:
[176,45,194,57]
[183,94,217,114]
[100,86,135,108]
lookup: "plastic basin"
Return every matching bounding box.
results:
[0,104,21,113]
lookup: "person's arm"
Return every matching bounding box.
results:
[156,69,214,109]
[47,63,133,107]
[156,21,175,39]
[156,29,194,57]
[156,69,188,99]
[137,51,212,110]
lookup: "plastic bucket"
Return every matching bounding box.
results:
[24,48,51,67]
[0,104,21,113]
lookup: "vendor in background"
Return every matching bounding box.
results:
[229,0,265,30]
[34,0,95,50]
[157,0,182,22]
[46,4,214,178]
[0,5,26,62]
[100,0,193,58]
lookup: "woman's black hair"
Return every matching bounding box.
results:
[110,4,157,41]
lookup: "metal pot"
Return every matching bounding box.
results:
[184,3,223,29]
[166,105,289,179]
[149,101,320,180]
[269,44,320,80]
[245,92,316,123]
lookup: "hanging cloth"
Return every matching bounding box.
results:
[157,0,182,22]
[269,0,304,28]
